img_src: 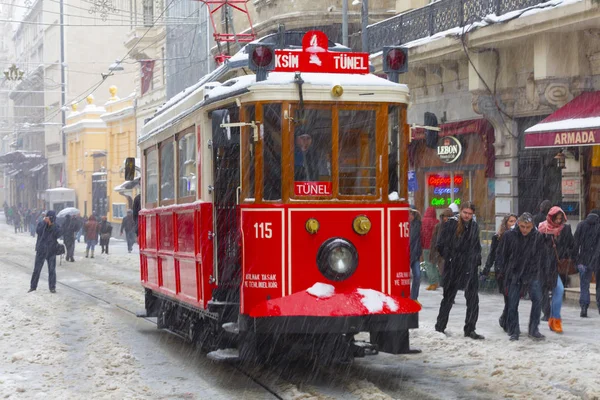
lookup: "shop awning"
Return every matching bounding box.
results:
[5,169,21,177]
[524,91,600,148]
[411,119,490,140]
[29,163,46,173]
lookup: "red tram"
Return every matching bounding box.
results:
[133,31,420,363]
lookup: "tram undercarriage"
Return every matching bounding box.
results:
[142,288,419,364]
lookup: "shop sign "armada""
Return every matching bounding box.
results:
[525,129,600,148]
[553,131,596,145]
[436,136,462,163]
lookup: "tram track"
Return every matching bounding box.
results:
[3,254,294,399]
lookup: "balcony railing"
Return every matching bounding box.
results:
[367,0,545,54]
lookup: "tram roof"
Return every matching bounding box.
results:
[140,71,409,145]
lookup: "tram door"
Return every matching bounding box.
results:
[211,108,241,302]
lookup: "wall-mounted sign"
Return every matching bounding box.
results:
[436,136,463,163]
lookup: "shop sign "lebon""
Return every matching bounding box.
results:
[436,136,462,163]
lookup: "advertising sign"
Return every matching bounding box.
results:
[436,136,463,163]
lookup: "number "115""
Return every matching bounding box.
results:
[254,222,273,239]
[399,222,409,238]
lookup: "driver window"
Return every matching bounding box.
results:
[293,109,332,185]
[338,109,376,196]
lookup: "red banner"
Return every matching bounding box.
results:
[294,181,332,196]
[140,60,155,96]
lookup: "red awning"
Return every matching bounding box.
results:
[524,91,600,149]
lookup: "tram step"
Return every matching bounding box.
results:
[161,328,188,341]
[352,341,379,357]
[207,348,240,362]
[135,311,148,318]
[222,322,239,334]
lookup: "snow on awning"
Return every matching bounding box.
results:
[524,91,600,149]
[29,163,46,173]
[5,169,21,177]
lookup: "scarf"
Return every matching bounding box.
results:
[538,206,566,237]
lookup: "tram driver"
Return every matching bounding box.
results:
[294,129,331,182]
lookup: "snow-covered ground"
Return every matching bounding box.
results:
[1,217,600,399]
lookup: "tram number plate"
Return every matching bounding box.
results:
[294,181,332,196]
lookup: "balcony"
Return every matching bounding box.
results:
[367,0,545,54]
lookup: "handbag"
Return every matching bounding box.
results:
[101,233,111,241]
[55,241,66,256]
[550,236,576,278]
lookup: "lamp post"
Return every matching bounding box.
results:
[342,0,348,47]
[351,0,369,53]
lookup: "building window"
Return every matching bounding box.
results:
[178,127,196,201]
[113,203,126,219]
[160,140,175,203]
[143,0,154,26]
[263,103,282,201]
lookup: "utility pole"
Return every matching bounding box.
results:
[342,0,348,47]
[60,0,67,185]
[361,0,369,53]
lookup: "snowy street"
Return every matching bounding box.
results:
[1,219,600,399]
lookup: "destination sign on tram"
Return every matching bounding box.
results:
[274,30,369,74]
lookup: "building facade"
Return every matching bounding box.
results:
[368,0,600,230]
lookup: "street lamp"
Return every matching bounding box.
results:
[109,60,124,72]
[351,0,369,53]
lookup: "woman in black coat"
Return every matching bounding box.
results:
[98,216,113,255]
[480,213,517,331]
[435,201,484,340]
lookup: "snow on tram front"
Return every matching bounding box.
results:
[134,30,420,364]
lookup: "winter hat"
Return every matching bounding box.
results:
[449,202,459,214]
[46,210,56,223]
[441,208,454,218]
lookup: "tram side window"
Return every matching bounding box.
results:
[294,109,332,184]
[243,105,256,199]
[338,110,376,196]
[263,103,282,201]
[388,105,400,196]
[160,140,175,203]
[178,129,196,200]
[145,148,158,205]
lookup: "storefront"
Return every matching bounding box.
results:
[524,91,600,225]
[409,119,496,228]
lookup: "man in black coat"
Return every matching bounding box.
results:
[434,201,484,340]
[573,209,600,317]
[29,210,62,293]
[62,214,81,262]
[496,213,546,341]
[120,210,136,253]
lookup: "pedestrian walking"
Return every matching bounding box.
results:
[421,207,440,291]
[497,213,546,341]
[84,215,99,258]
[572,209,600,317]
[409,208,422,301]
[480,213,517,331]
[13,208,21,234]
[533,199,552,227]
[28,210,62,293]
[120,210,136,253]
[62,214,81,262]
[434,201,484,340]
[99,216,113,255]
[538,206,574,333]
[429,208,453,287]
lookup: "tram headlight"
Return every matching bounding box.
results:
[316,238,358,281]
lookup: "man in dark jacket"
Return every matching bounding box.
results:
[496,213,546,341]
[434,201,484,340]
[62,214,81,262]
[29,210,62,293]
[132,194,141,236]
[99,216,113,255]
[120,210,136,253]
[573,209,600,317]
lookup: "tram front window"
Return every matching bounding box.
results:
[293,109,332,186]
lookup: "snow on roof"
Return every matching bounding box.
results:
[525,118,600,134]
[369,0,581,54]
